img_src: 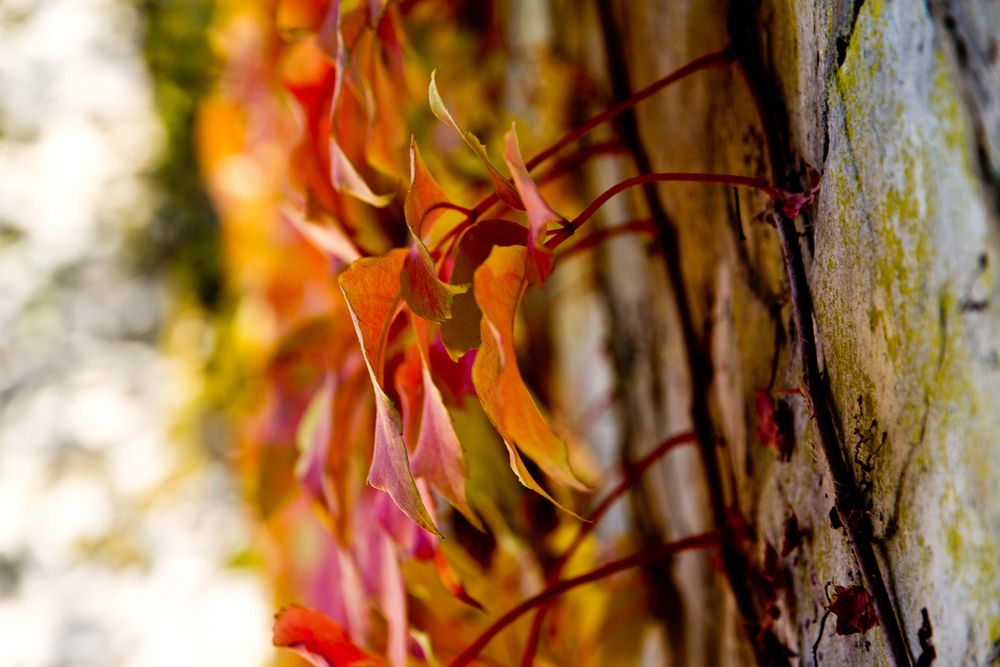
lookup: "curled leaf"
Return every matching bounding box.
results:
[401,242,467,323]
[329,138,395,207]
[400,139,468,322]
[404,138,450,238]
[471,245,587,494]
[340,251,440,536]
[428,71,524,211]
[439,219,527,358]
[282,202,361,264]
[273,606,386,667]
[502,124,557,286]
[320,0,394,208]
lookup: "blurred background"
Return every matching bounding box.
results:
[0,1,271,664]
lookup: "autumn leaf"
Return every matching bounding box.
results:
[471,245,587,496]
[825,585,878,636]
[428,70,524,211]
[295,373,334,503]
[502,124,558,286]
[340,250,440,536]
[282,201,361,264]
[277,0,328,33]
[755,388,793,461]
[273,606,386,667]
[329,139,395,207]
[320,0,394,208]
[434,549,484,611]
[404,137,450,239]
[400,139,467,322]
[409,317,481,530]
[439,219,527,358]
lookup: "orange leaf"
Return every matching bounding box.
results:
[502,124,557,286]
[320,0,393,208]
[471,245,587,495]
[340,251,440,536]
[273,606,386,667]
[404,138,450,239]
[282,201,361,264]
[434,549,483,610]
[276,0,328,33]
[401,242,466,323]
[400,139,467,322]
[439,219,527,358]
[428,71,524,211]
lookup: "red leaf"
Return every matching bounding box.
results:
[273,606,386,667]
[320,0,393,208]
[777,165,822,219]
[295,374,334,502]
[825,585,878,636]
[755,388,793,461]
[339,251,440,536]
[502,124,558,286]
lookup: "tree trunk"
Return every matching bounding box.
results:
[541,0,1000,664]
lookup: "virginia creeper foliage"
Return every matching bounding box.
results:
[200,1,821,665]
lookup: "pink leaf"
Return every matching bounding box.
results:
[502,124,558,286]
[339,251,440,536]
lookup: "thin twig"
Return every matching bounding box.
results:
[446,531,721,667]
[520,431,696,665]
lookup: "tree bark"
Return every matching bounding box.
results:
[545,0,1000,664]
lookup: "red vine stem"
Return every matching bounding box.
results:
[520,431,696,666]
[534,140,628,186]
[429,48,734,258]
[546,172,781,249]
[554,218,656,262]
[524,48,733,171]
[446,530,721,667]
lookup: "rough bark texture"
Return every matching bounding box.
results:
[542,0,1000,664]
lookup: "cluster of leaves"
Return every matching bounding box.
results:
[199,1,820,665]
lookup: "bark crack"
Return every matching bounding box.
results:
[928,0,1000,224]
[730,4,915,665]
[836,0,867,68]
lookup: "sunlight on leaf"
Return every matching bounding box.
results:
[428,71,524,211]
[404,138,450,239]
[340,251,440,536]
[471,245,587,495]
[439,219,526,359]
[273,605,386,666]
[329,138,394,207]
